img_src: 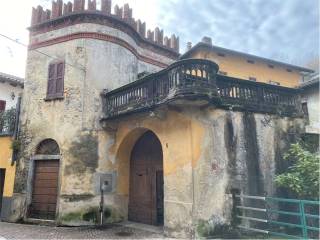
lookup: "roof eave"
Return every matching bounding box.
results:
[180,42,314,73]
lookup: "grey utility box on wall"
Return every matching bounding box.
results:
[94,172,116,194]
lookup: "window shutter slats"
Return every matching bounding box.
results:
[56,62,65,95]
[47,61,65,99]
[47,64,56,97]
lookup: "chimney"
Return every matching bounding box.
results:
[201,36,212,46]
[186,42,192,51]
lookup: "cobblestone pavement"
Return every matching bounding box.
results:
[0,222,165,239]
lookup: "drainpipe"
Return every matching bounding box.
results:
[99,179,104,225]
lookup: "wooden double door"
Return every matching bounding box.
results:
[128,131,164,225]
[29,160,59,220]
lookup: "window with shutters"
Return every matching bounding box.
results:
[46,61,65,100]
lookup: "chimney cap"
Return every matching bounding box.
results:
[201,36,212,46]
[186,42,192,51]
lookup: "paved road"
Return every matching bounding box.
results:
[0,222,164,239]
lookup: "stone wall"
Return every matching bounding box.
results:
[12,15,175,223]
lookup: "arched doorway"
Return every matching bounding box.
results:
[28,139,60,220]
[128,131,164,225]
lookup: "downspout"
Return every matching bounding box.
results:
[189,118,196,237]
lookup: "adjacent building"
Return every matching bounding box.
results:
[181,38,313,88]
[4,0,311,238]
[0,72,23,221]
[300,73,320,135]
[0,72,24,111]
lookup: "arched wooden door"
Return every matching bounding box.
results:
[28,139,60,220]
[128,131,164,225]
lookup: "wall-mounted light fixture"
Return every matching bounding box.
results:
[11,92,15,100]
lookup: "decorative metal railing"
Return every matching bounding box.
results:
[101,59,301,119]
[235,194,320,239]
[0,108,16,136]
[217,76,300,115]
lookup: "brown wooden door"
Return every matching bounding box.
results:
[29,160,59,220]
[128,131,163,225]
[0,169,5,214]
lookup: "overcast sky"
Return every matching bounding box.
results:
[0,0,318,78]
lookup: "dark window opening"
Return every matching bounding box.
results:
[219,71,228,76]
[36,139,60,155]
[247,59,255,64]
[286,69,293,72]
[268,64,274,69]
[269,80,280,86]
[302,102,308,117]
[0,100,6,111]
[217,53,225,57]
[46,61,65,100]
[249,77,257,82]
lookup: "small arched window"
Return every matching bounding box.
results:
[36,139,60,155]
[46,61,65,100]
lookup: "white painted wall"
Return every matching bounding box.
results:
[0,81,23,110]
[302,87,320,134]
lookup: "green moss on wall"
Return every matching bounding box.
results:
[60,194,95,202]
[60,211,83,222]
[59,206,123,225]
[196,219,240,239]
[65,133,98,175]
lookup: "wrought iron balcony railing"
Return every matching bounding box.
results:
[101,59,301,119]
[0,108,16,136]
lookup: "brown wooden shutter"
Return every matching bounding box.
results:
[47,61,65,99]
[47,63,56,98]
[55,62,65,96]
[0,100,6,111]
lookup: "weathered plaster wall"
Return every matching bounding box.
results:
[191,50,302,88]
[95,107,303,238]
[0,136,16,197]
[30,23,170,81]
[0,136,16,220]
[191,108,303,235]
[11,11,305,239]
[301,87,320,134]
[13,20,173,223]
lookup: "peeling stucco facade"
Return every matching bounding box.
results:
[9,3,306,239]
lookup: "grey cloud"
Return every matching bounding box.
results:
[155,0,319,67]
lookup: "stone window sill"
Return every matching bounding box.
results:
[44,96,64,101]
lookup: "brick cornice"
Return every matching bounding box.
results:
[29,32,170,68]
[29,11,180,60]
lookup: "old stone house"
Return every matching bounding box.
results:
[5,0,311,238]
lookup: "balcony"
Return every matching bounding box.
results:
[101,59,301,120]
[0,108,17,136]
